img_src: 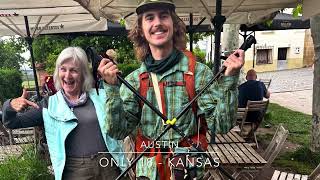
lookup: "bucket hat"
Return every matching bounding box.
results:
[136,0,175,14]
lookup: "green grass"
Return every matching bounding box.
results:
[260,103,318,174]
[265,103,312,146]
[273,145,320,174]
[22,80,35,89]
[0,145,53,180]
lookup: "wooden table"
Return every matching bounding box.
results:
[207,131,266,167]
[208,142,267,167]
[207,129,246,144]
[205,130,267,178]
[214,130,246,144]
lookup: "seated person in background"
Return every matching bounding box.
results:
[238,69,270,122]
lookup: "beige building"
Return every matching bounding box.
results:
[243,29,314,72]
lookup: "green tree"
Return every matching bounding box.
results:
[71,36,135,64]
[0,37,27,70]
[32,35,69,64]
[0,68,23,102]
[32,35,136,73]
[187,32,214,44]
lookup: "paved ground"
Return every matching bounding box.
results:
[257,67,313,115]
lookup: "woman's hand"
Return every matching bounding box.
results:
[98,58,119,85]
[10,89,39,112]
[223,49,245,76]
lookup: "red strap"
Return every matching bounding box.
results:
[135,131,171,180]
[139,72,149,108]
[155,150,171,180]
[158,82,167,116]
[148,81,185,87]
[183,50,209,136]
[183,50,197,114]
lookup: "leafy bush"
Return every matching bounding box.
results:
[45,53,59,74]
[118,63,141,77]
[116,46,137,64]
[205,61,214,69]
[192,46,206,63]
[0,145,53,180]
[0,68,23,103]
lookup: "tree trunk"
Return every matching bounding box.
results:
[222,24,246,84]
[222,24,240,55]
[310,15,320,152]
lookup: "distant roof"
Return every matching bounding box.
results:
[240,13,310,31]
[274,13,303,20]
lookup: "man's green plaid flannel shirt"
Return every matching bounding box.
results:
[104,53,239,141]
[104,53,239,179]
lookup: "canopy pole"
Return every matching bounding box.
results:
[24,16,41,100]
[212,0,226,75]
[189,13,194,52]
[253,31,256,68]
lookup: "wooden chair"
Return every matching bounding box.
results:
[203,169,223,180]
[235,107,248,135]
[234,125,289,180]
[271,163,320,180]
[0,111,12,145]
[259,78,272,89]
[238,99,269,148]
[262,125,288,168]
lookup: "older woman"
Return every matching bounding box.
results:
[2,47,128,180]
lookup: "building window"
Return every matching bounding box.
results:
[256,49,273,65]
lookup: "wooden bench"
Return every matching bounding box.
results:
[271,163,320,180]
[271,170,308,180]
[0,126,35,145]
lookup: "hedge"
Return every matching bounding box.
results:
[0,68,23,103]
[118,63,141,77]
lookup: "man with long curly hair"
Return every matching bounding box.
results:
[98,0,245,179]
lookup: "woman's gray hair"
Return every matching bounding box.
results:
[53,47,93,93]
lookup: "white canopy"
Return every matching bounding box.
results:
[0,0,110,99]
[74,0,319,29]
[0,0,108,37]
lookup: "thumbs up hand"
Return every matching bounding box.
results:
[10,88,39,112]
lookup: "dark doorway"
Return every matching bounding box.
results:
[278,48,287,60]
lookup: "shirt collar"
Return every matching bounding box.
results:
[140,53,189,79]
